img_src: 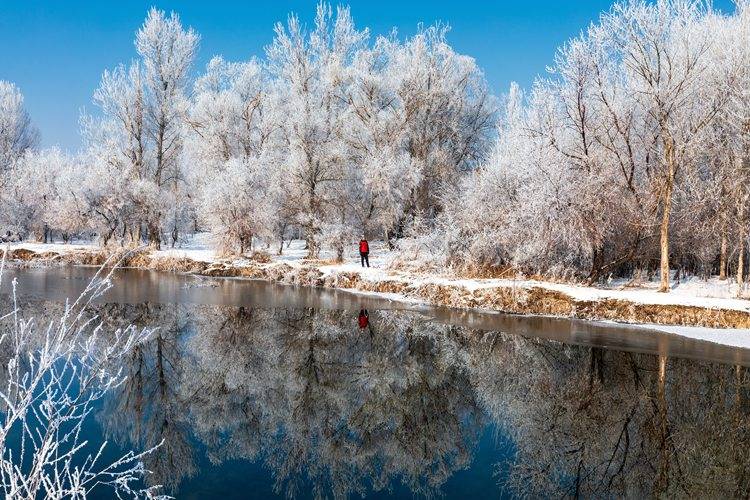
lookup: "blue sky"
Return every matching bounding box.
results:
[0,0,736,151]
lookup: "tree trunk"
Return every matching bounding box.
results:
[102,227,115,247]
[658,146,676,293]
[720,221,728,280]
[307,237,318,259]
[335,245,344,263]
[147,222,161,250]
[304,221,319,259]
[738,230,746,296]
[658,188,673,292]
[384,229,393,251]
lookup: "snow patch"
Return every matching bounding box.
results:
[637,324,750,350]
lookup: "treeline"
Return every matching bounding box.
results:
[1,1,750,291]
[445,0,750,291]
[0,5,494,256]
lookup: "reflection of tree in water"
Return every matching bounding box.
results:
[98,302,196,491]
[88,303,484,497]
[15,297,750,498]
[477,334,750,499]
[263,311,482,498]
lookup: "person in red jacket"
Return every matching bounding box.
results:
[358,309,369,329]
[358,235,370,268]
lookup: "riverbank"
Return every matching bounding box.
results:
[5,238,750,347]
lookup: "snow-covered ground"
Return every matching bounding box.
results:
[6,234,750,350]
[456,275,750,313]
[150,232,218,263]
[4,241,96,255]
[640,325,750,350]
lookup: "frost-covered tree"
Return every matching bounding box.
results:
[267,3,368,258]
[393,25,496,225]
[87,8,198,248]
[596,0,722,291]
[0,81,38,180]
[2,149,66,241]
[440,0,742,284]
[709,2,750,290]
[188,57,282,254]
[342,36,419,247]
[200,158,276,254]
[136,8,199,247]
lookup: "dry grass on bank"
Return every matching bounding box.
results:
[5,243,750,330]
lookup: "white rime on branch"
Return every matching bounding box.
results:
[0,249,165,498]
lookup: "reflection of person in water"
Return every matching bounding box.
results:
[358,309,369,329]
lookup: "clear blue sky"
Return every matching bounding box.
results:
[0,0,736,151]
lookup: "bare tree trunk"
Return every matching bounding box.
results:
[304,219,319,259]
[659,145,676,293]
[720,221,728,280]
[658,183,673,292]
[335,245,344,263]
[384,229,393,251]
[738,229,745,296]
[147,222,161,250]
[306,236,319,259]
[102,227,115,247]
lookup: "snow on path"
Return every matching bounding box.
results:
[465,277,750,313]
[144,232,218,262]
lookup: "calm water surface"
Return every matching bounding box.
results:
[3,266,750,499]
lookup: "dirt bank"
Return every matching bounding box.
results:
[6,246,750,329]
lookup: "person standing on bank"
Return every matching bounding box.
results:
[359,235,370,268]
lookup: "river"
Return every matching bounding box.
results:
[2,266,750,498]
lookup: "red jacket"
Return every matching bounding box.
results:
[358,312,369,329]
[359,239,369,253]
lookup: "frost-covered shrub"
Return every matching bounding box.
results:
[0,255,164,498]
